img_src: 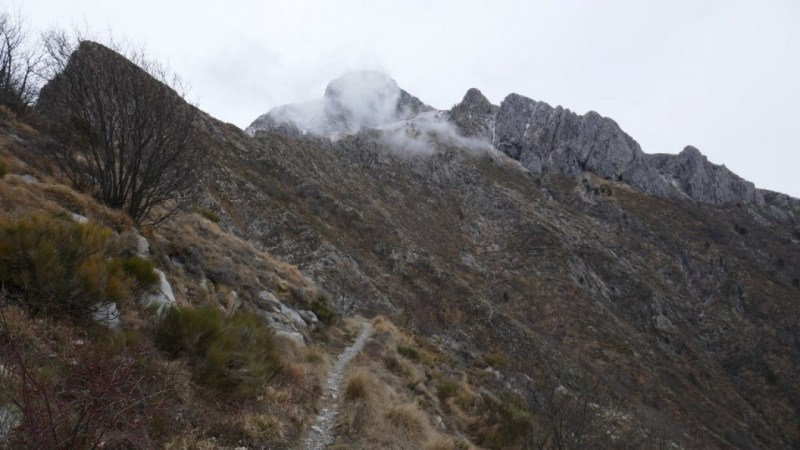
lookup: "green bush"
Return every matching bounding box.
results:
[195,207,221,223]
[397,345,420,361]
[310,292,335,324]
[473,393,535,448]
[122,257,160,286]
[437,379,458,400]
[483,350,511,368]
[0,215,158,321]
[156,306,282,395]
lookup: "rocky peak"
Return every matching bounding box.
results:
[249,73,770,207]
[492,93,642,180]
[448,88,498,140]
[651,145,762,205]
[247,71,432,137]
[679,145,703,159]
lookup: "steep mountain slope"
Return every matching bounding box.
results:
[25,42,800,448]
[207,76,799,448]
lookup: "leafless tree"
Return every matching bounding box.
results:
[37,31,207,225]
[0,7,41,111]
[521,375,608,450]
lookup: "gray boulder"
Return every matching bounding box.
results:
[144,269,176,313]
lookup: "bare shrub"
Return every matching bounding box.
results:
[0,8,41,112]
[38,32,207,225]
[0,304,168,449]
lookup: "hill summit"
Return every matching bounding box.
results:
[248,72,796,210]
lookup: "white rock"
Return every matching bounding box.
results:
[298,309,319,324]
[20,174,37,184]
[0,404,21,445]
[68,212,88,224]
[257,290,280,307]
[653,313,677,334]
[91,302,121,330]
[144,269,176,313]
[280,304,307,330]
[134,233,150,257]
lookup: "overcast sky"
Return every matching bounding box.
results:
[20,0,800,198]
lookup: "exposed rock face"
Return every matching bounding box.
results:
[488,93,762,206]
[144,269,176,313]
[247,71,432,137]
[448,88,498,141]
[649,146,762,205]
[255,290,316,345]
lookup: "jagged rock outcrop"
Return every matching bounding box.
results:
[487,93,763,206]
[649,146,762,205]
[448,88,498,141]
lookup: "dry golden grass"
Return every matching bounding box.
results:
[424,436,458,450]
[386,402,429,435]
[163,436,219,450]
[0,116,331,448]
[344,367,379,402]
[236,412,285,442]
[372,314,401,336]
[155,213,318,309]
[333,318,471,449]
[0,174,132,229]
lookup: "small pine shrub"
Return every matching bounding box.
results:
[310,292,335,324]
[122,257,160,286]
[483,350,511,368]
[0,215,158,321]
[196,207,221,223]
[0,157,8,178]
[397,345,420,362]
[156,306,282,395]
[473,393,535,448]
[437,379,458,400]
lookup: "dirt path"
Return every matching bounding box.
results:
[304,320,372,450]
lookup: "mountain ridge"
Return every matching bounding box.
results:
[249,72,799,213]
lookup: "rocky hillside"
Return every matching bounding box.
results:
[233,73,799,448]
[4,41,798,449]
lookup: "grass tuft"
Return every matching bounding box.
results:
[195,207,222,223]
[343,368,376,402]
[397,345,420,361]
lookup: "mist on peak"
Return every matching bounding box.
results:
[247,70,432,137]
